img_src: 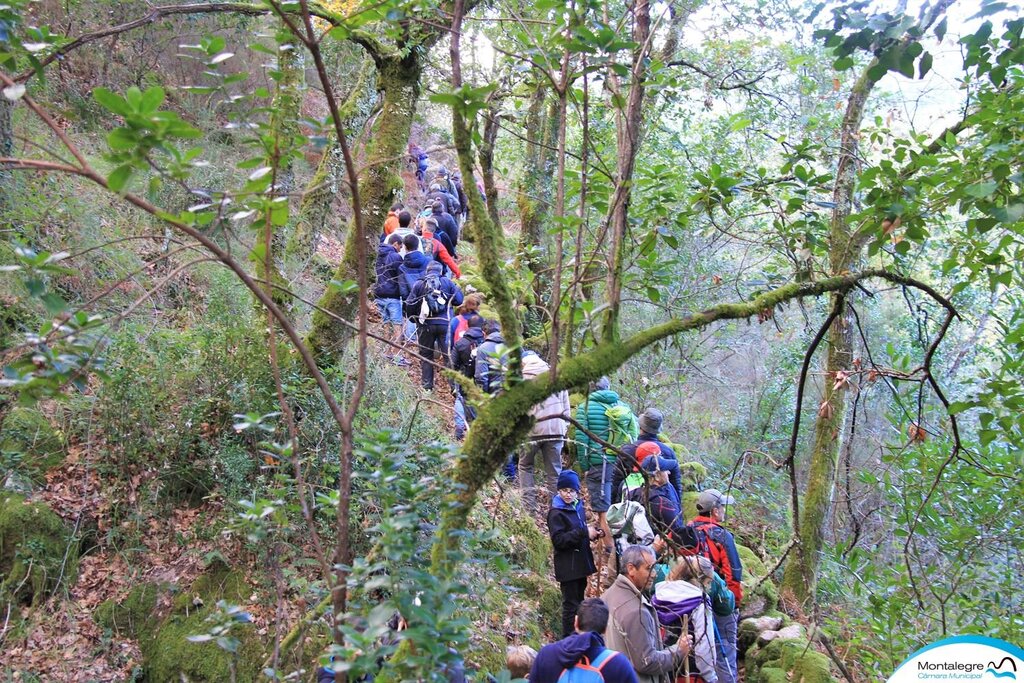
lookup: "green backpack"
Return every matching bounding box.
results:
[604,403,639,455]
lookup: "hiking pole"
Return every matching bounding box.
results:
[682,614,690,683]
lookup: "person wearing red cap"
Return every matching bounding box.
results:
[630,453,688,543]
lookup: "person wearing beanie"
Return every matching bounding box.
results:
[548,469,600,638]
[614,407,682,506]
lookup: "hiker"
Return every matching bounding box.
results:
[427,180,460,216]
[430,200,460,257]
[393,209,417,246]
[529,598,639,683]
[451,314,485,440]
[652,556,719,683]
[576,377,638,555]
[614,408,682,506]
[449,293,483,348]
[418,216,461,279]
[688,490,742,683]
[383,202,403,236]
[631,450,688,542]
[374,233,408,366]
[602,545,690,683]
[451,170,470,222]
[548,469,600,638]
[475,319,509,394]
[607,490,665,559]
[519,352,569,514]
[404,259,463,392]
[410,143,429,192]
[506,645,538,680]
[435,166,463,214]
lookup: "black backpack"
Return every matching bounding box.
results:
[417,273,448,322]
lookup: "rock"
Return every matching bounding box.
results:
[739,615,784,652]
[758,623,806,645]
[746,636,837,682]
[737,544,768,578]
[0,493,78,608]
[741,574,779,619]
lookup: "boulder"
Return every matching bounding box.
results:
[0,493,78,607]
[758,623,806,645]
[739,616,783,652]
[736,544,767,578]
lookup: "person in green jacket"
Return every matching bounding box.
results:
[575,377,636,555]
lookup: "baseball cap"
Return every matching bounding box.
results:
[696,488,736,514]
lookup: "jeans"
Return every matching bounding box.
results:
[417,322,448,390]
[585,461,614,513]
[454,394,467,439]
[518,440,563,513]
[714,611,739,683]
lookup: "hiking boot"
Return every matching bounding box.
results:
[394,355,411,367]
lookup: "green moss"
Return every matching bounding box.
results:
[508,572,561,639]
[746,637,837,683]
[1,407,66,481]
[737,544,768,578]
[0,494,77,607]
[678,461,707,490]
[497,498,550,575]
[95,582,165,637]
[682,491,701,523]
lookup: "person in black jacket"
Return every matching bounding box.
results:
[407,261,463,392]
[429,200,459,258]
[374,233,407,366]
[548,469,600,638]
[451,315,484,439]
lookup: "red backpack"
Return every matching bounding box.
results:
[685,521,743,605]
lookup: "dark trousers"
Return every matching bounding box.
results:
[558,578,587,638]
[417,322,448,390]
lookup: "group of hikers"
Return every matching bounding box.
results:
[369,152,744,683]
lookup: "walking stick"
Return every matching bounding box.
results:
[682,614,691,683]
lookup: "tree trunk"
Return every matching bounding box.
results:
[306,54,421,361]
[516,84,557,304]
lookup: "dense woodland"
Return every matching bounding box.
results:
[0,0,1022,680]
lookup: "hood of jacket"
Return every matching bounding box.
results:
[426,260,444,275]
[652,579,707,625]
[546,632,605,670]
[484,332,505,344]
[377,242,397,259]
[403,249,429,269]
[521,352,550,379]
[461,327,484,343]
[587,389,620,405]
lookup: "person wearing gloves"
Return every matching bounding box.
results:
[548,470,600,638]
[652,556,719,683]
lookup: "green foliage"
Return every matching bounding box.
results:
[0,493,77,608]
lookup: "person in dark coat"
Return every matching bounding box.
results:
[548,469,600,638]
[474,320,509,394]
[406,261,463,391]
[630,454,688,542]
[429,200,459,258]
[398,234,430,302]
[451,315,484,439]
[529,598,638,683]
[374,233,407,365]
[427,182,460,217]
[614,408,682,505]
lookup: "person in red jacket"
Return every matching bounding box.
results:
[689,489,742,683]
[382,202,403,236]
[418,217,461,279]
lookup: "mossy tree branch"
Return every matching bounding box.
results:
[430,268,942,575]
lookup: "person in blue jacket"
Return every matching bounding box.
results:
[529,598,638,683]
[374,233,408,366]
[548,470,600,638]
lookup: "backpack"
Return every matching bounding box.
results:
[684,521,740,612]
[603,404,639,455]
[417,273,448,322]
[557,649,619,683]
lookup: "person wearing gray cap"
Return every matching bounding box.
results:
[613,408,683,506]
[688,489,741,683]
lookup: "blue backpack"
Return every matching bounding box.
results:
[557,649,619,682]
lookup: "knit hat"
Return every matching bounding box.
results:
[595,376,611,391]
[635,441,662,460]
[638,408,663,435]
[556,470,581,492]
[696,488,736,514]
[641,455,671,474]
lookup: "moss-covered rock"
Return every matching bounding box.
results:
[508,571,561,639]
[1,407,66,482]
[95,560,264,682]
[678,461,708,490]
[737,544,767,578]
[0,493,77,607]
[745,636,837,683]
[681,491,700,523]
[498,498,550,575]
